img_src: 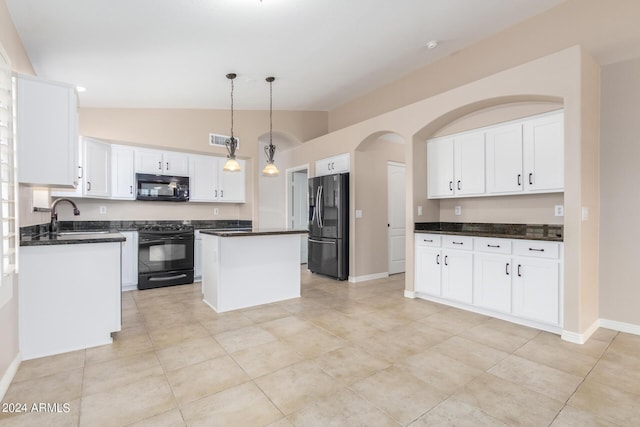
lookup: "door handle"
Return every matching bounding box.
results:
[129,185,133,194]
[487,244,500,248]
[506,262,510,275]
[436,254,440,265]
[158,161,162,171]
[444,255,448,266]
[457,180,461,191]
[449,181,453,191]
[517,264,522,277]
[221,190,224,198]
[517,174,521,186]
[309,239,335,244]
[166,162,170,171]
[529,173,533,185]
[78,166,83,179]
[529,248,545,252]
[87,181,91,191]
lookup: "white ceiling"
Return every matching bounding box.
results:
[6,0,565,111]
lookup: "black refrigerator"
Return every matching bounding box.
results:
[308,173,349,280]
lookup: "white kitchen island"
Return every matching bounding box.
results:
[200,229,307,313]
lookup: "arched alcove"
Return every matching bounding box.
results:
[257,131,302,228]
[351,131,407,280]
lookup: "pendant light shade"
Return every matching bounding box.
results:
[262,76,279,177]
[223,73,241,172]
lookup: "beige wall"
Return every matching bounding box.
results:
[328,0,640,131]
[599,57,640,326]
[354,138,405,277]
[0,0,34,398]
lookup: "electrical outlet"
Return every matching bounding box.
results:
[213,208,219,216]
[417,206,423,216]
[454,206,461,216]
[582,207,589,221]
[99,206,107,214]
[355,210,363,218]
[554,205,564,217]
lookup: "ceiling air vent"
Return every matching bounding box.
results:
[209,133,239,148]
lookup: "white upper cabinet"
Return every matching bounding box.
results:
[189,155,245,203]
[315,153,350,177]
[83,137,111,198]
[486,123,523,194]
[189,154,218,202]
[454,131,485,196]
[427,131,485,198]
[16,75,79,187]
[523,111,564,193]
[218,158,246,202]
[111,145,135,200]
[135,148,189,176]
[428,110,564,199]
[427,139,454,197]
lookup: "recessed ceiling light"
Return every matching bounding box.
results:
[76,86,87,92]
[426,40,439,50]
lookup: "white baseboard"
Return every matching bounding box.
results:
[348,272,389,283]
[404,290,416,299]
[562,319,600,344]
[0,352,21,401]
[600,318,640,335]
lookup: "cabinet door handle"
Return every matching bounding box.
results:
[129,185,133,194]
[487,244,500,248]
[457,180,461,191]
[449,181,453,191]
[221,190,224,198]
[166,162,170,171]
[517,264,522,277]
[87,181,91,191]
[214,189,218,198]
[506,262,510,275]
[436,254,440,265]
[529,248,545,252]
[158,161,162,171]
[529,173,533,185]
[517,174,521,186]
[423,239,433,243]
[78,166,83,179]
[444,255,448,266]
[452,241,464,245]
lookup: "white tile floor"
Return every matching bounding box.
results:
[1,268,638,426]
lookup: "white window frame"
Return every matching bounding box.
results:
[0,45,16,309]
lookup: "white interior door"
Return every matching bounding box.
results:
[291,169,308,263]
[388,162,406,274]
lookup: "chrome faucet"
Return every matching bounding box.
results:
[49,198,80,234]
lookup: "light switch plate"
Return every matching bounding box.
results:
[417,206,423,216]
[454,206,461,216]
[99,206,107,214]
[213,208,219,216]
[355,209,363,218]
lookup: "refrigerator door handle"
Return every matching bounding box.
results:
[318,185,324,228]
[309,239,336,244]
[315,185,321,227]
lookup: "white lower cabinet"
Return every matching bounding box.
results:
[441,244,473,304]
[415,233,563,332]
[120,231,138,291]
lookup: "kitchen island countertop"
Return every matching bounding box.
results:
[200,228,308,238]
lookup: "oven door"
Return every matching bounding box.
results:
[138,232,194,278]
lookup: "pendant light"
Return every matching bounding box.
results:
[262,76,279,177]
[223,73,241,172]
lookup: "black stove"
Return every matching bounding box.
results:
[137,223,195,290]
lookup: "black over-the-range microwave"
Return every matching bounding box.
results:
[136,173,189,202]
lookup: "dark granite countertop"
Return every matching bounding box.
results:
[200,229,308,238]
[20,231,126,247]
[20,219,253,246]
[414,222,563,242]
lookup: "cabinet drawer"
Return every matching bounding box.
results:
[513,240,560,259]
[474,237,511,254]
[415,233,441,247]
[442,235,473,250]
